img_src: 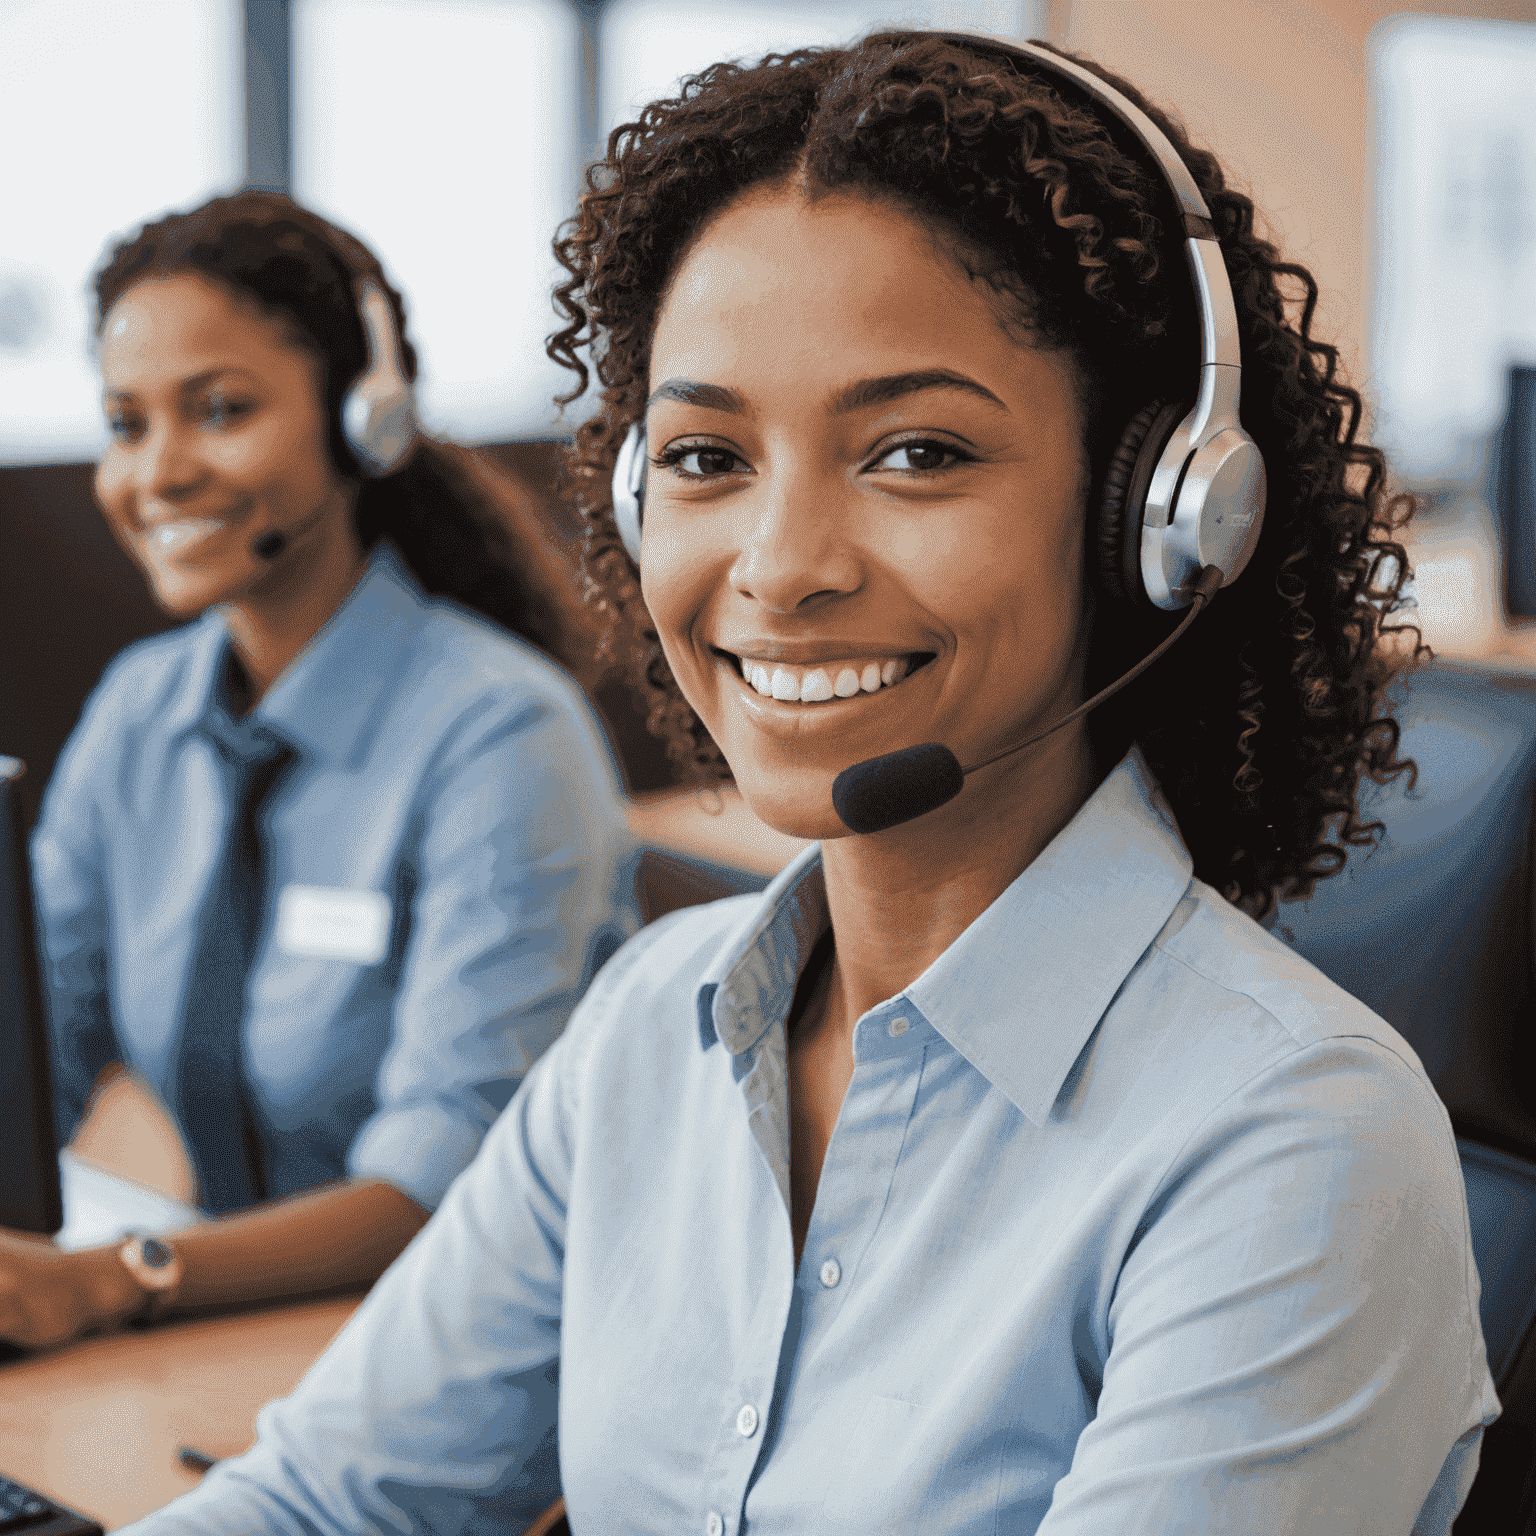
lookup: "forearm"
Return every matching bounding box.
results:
[55,1178,429,1333]
[165,1177,429,1314]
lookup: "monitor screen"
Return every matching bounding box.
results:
[1498,366,1536,619]
[0,757,63,1235]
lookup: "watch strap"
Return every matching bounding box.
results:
[117,1232,183,1326]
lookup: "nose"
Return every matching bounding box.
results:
[125,419,209,516]
[729,459,863,615]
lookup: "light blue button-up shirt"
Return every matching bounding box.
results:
[126,752,1497,1533]
[31,543,638,1212]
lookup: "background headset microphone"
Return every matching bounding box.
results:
[609,36,1267,837]
[251,276,419,560]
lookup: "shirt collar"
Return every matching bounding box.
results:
[166,543,429,768]
[696,750,1194,1125]
[697,844,829,1056]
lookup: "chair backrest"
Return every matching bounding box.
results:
[1453,1141,1536,1533]
[1460,1141,1536,1384]
[1276,661,1536,1158]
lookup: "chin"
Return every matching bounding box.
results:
[142,565,232,620]
[730,762,851,844]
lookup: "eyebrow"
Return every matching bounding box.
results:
[103,368,260,402]
[645,368,1008,419]
[832,369,1009,415]
[646,378,747,414]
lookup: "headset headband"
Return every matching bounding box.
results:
[946,39,1241,396]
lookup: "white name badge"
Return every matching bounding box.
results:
[274,886,392,965]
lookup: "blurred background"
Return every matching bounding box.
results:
[3,0,1536,822]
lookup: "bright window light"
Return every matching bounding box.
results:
[1372,16,1536,483]
[600,0,1038,148]
[0,0,242,466]
[294,0,578,442]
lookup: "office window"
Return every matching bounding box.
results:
[600,0,1038,147]
[293,0,579,442]
[1372,16,1536,483]
[0,0,242,466]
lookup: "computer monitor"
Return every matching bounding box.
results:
[1497,364,1536,618]
[0,756,64,1235]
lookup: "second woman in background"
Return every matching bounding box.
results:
[0,192,638,1346]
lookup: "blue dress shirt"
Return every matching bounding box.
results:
[124,752,1497,1533]
[31,543,638,1213]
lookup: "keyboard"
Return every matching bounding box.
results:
[0,1476,101,1536]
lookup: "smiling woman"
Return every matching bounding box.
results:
[117,34,1496,1536]
[8,193,638,1355]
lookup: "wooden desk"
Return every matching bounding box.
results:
[0,1296,358,1530]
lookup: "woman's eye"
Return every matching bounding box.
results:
[870,440,967,474]
[656,444,745,479]
[106,413,145,443]
[200,396,253,427]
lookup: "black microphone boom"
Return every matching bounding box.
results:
[831,743,965,835]
[830,564,1224,835]
[252,501,333,561]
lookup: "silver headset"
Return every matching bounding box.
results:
[341,277,418,478]
[609,36,1265,613]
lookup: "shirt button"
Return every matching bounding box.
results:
[707,1513,724,1536]
[819,1258,842,1288]
[736,1403,759,1437]
[887,1015,910,1038]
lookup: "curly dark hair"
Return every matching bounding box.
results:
[549,32,1423,916]
[95,191,593,671]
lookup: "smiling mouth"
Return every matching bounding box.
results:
[143,517,227,555]
[721,650,935,705]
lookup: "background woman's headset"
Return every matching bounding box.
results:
[608,36,1268,834]
[251,276,418,561]
[342,277,418,479]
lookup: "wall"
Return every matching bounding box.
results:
[1050,0,1536,427]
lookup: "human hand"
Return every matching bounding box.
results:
[0,1230,140,1348]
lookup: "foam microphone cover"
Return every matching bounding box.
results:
[831,742,965,834]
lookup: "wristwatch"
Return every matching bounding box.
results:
[116,1232,184,1325]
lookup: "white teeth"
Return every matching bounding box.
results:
[738,655,915,704]
[149,519,223,553]
[800,669,834,703]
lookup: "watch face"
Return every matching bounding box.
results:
[141,1237,172,1269]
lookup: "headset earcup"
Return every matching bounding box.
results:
[342,279,418,478]
[611,422,646,567]
[1096,399,1187,607]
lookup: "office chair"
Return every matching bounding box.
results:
[1454,1141,1536,1532]
[1277,661,1536,1154]
[1278,659,1536,1533]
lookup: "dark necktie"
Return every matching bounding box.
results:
[171,720,293,1215]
